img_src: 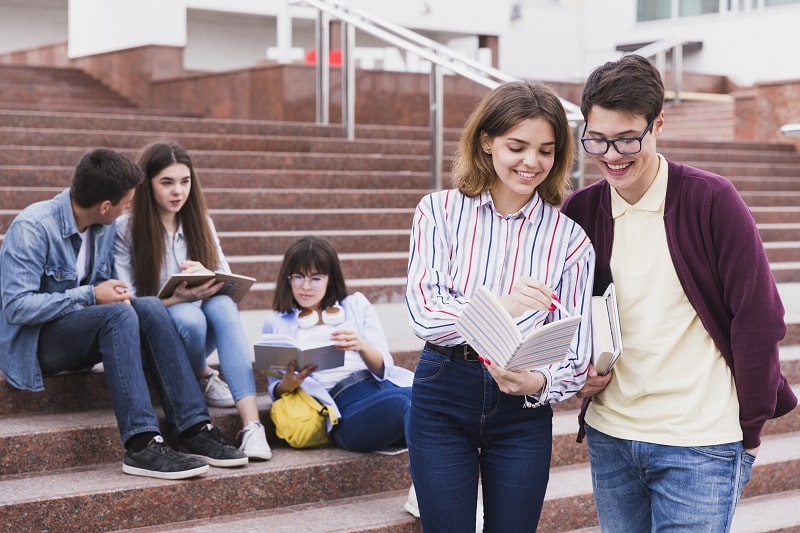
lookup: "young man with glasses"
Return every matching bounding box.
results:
[561,54,796,531]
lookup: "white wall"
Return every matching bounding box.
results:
[68,0,186,57]
[0,0,67,53]
[2,0,798,86]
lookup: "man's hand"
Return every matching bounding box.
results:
[94,279,131,305]
[576,363,614,399]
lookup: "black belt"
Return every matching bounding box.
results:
[424,342,481,362]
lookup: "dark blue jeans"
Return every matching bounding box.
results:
[329,374,412,452]
[37,297,209,444]
[408,346,553,533]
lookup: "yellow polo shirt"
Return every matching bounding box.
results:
[585,155,742,446]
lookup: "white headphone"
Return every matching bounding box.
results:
[296,304,345,328]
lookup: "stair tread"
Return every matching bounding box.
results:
[118,490,417,533]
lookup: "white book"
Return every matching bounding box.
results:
[254,333,344,377]
[454,286,582,371]
[591,283,622,375]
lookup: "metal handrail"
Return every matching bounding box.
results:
[290,0,582,190]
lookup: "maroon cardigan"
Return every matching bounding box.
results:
[562,159,797,449]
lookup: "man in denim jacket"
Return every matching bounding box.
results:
[0,148,247,479]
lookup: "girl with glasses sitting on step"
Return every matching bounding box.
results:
[262,235,413,453]
[404,81,595,532]
[113,141,271,462]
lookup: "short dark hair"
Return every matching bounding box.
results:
[273,236,348,313]
[581,54,665,124]
[70,148,144,208]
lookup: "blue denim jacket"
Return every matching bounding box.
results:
[0,189,114,391]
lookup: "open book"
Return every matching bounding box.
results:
[157,271,256,303]
[591,283,622,375]
[254,334,345,377]
[454,286,582,371]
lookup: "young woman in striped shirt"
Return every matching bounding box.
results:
[405,81,595,532]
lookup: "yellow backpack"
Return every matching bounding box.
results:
[269,388,338,449]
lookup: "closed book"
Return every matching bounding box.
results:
[454,286,581,371]
[591,283,622,375]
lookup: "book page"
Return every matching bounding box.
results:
[505,314,582,371]
[455,286,581,371]
[455,286,522,367]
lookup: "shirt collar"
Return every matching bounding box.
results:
[611,153,668,218]
[480,189,543,221]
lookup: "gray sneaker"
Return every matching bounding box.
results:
[123,435,209,480]
[178,423,248,467]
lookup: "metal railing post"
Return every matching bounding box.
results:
[341,21,356,140]
[430,63,444,191]
[673,43,683,104]
[315,10,330,124]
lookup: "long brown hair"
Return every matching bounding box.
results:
[129,141,219,295]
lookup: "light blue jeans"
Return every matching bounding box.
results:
[168,294,256,402]
[408,345,553,533]
[585,424,755,532]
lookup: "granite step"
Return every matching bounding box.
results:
[0,186,427,211]
[0,208,417,235]
[0,109,435,140]
[0,447,413,532]
[0,165,433,190]
[216,229,411,256]
[117,489,421,533]
[0,127,452,157]
[0,147,436,173]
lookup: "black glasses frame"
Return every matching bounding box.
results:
[581,118,656,155]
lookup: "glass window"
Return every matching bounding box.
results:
[679,0,720,16]
[638,0,672,21]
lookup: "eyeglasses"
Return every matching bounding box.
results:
[287,274,327,289]
[581,118,655,155]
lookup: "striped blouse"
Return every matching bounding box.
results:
[406,188,596,405]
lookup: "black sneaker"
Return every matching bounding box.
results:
[178,423,249,468]
[123,435,209,480]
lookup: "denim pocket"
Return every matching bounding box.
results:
[413,349,447,383]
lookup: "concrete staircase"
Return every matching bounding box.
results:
[1,65,799,532]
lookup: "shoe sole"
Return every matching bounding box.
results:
[122,463,209,480]
[184,453,249,468]
[243,449,272,461]
[205,398,236,408]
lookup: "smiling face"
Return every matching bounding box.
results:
[151,162,192,222]
[481,117,555,214]
[584,106,663,204]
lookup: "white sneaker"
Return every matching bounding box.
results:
[198,369,235,408]
[238,421,272,461]
[404,484,420,518]
[405,484,484,532]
